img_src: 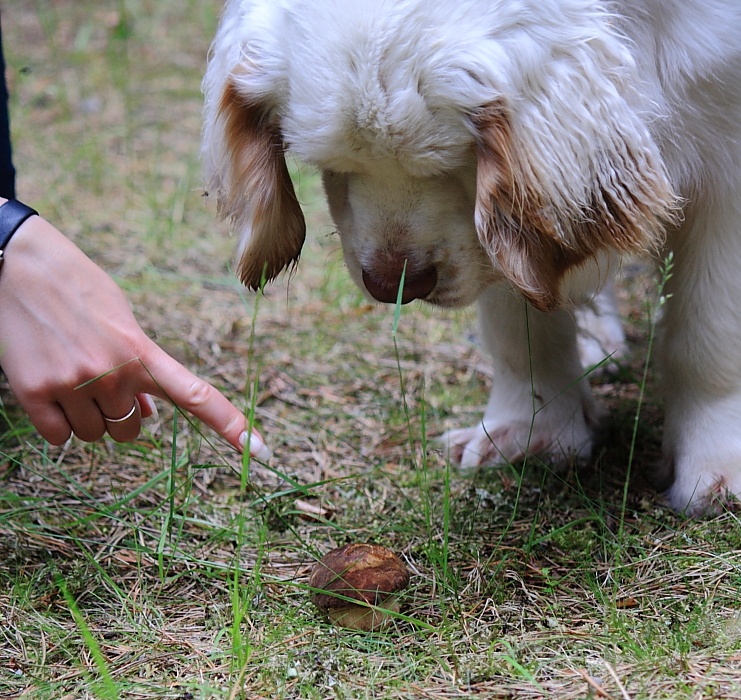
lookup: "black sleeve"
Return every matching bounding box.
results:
[0,17,17,200]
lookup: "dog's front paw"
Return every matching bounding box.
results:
[658,439,741,516]
[442,413,594,469]
[656,395,741,515]
[661,455,741,516]
[651,394,741,516]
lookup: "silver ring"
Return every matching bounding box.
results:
[102,404,137,423]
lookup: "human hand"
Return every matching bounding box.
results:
[0,207,270,460]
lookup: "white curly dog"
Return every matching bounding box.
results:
[202,0,741,515]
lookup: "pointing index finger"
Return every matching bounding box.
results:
[137,340,271,459]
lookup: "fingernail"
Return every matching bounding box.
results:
[140,394,159,421]
[239,430,272,461]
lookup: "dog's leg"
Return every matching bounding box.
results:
[575,280,627,374]
[443,284,601,468]
[656,184,741,514]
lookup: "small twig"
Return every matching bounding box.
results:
[604,661,633,700]
[577,669,616,699]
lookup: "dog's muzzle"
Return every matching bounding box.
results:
[361,257,438,305]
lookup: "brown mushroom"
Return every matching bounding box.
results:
[309,543,410,631]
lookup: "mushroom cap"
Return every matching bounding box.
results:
[309,543,410,613]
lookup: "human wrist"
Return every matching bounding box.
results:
[0,197,39,271]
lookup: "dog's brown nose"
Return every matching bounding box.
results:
[361,259,438,305]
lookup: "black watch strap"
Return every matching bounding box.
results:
[0,199,39,265]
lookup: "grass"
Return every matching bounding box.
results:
[1,1,741,698]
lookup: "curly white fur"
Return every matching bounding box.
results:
[203,0,741,515]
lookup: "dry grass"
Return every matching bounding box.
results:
[1,2,741,698]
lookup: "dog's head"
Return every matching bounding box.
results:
[203,0,677,311]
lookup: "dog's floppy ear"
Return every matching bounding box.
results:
[205,77,305,290]
[472,95,677,311]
